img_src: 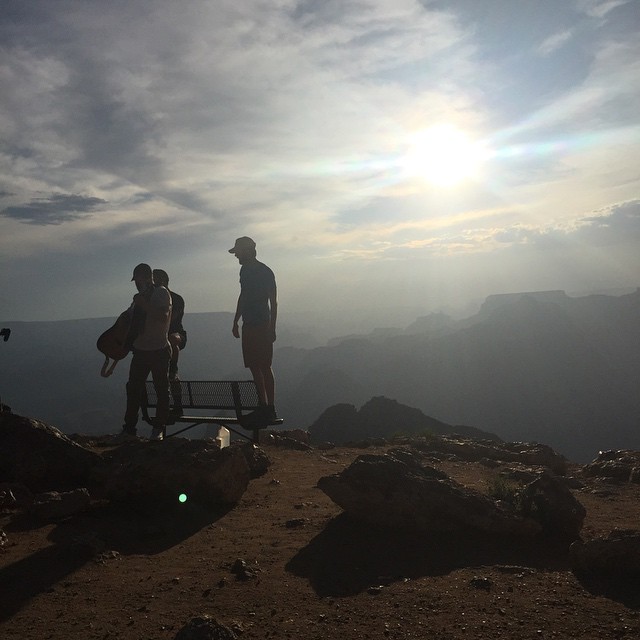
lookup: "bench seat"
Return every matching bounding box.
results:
[141,379,283,441]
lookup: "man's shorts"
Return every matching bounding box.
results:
[242,323,273,368]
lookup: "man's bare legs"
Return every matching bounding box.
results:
[249,364,276,421]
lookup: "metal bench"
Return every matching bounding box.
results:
[141,379,283,442]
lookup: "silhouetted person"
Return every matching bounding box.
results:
[122,263,172,440]
[229,237,277,425]
[152,268,186,415]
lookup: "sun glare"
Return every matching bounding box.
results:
[403,124,487,187]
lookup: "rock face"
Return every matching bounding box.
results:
[318,448,541,537]
[0,413,103,492]
[99,438,251,508]
[582,450,640,483]
[570,530,640,576]
[318,448,585,541]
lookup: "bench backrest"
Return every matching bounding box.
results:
[143,380,262,411]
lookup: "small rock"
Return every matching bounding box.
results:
[174,615,237,640]
[469,576,493,591]
[285,518,306,528]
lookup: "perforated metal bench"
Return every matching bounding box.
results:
[141,379,283,442]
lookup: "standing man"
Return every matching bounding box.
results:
[152,268,186,415]
[229,236,278,425]
[121,263,172,441]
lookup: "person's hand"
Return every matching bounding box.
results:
[232,324,240,339]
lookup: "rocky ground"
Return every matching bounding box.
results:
[2,440,640,640]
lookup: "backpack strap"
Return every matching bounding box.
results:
[100,355,119,378]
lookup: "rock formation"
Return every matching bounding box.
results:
[318,448,584,541]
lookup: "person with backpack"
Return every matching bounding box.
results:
[121,263,172,440]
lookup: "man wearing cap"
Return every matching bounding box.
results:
[229,237,278,425]
[121,263,172,440]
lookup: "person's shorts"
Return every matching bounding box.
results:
[242,323,273,368]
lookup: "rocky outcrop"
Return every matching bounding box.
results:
[411,436,568,476]
[0,414,262,511]
[318,448,584,541]
[570,530,640,576]
[29,488,91,521]
[582,450,640,483]
[0,413,103,492]
[309,397,501,445]
[98,438,251,508]
[318,448,541,537]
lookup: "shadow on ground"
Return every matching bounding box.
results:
[575,573,640,609]
[286,513,570,598]
[0,500,230,622]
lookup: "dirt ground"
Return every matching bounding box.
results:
[2,442,640,640]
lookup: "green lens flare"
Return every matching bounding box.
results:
[178,493,188,503]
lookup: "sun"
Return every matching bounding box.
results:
[403,124,487,187]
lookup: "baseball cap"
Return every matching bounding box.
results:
[131,263,152,281]
[228,236,256,253]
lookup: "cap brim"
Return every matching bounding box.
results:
[228,248,237,253]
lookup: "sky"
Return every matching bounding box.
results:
[1,0,639,336]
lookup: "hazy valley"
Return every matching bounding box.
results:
[2,288,639,462]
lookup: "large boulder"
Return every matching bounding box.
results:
[570,530,640,576]
[519,471,586,541]
[29,488,91,521]
[318,448,541,536]
[582,450,640,483]
[98,438,251,508]
[0,413,103,492]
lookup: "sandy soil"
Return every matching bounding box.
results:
[2,442,640,640]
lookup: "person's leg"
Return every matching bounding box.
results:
[123,350,150,434]
[249,365,268,406]
[168,333,182,378]
[150,345,171,433]
[168,333,183,411]
[262,365,275,407]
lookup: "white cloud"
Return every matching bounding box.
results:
[536,29,574,56]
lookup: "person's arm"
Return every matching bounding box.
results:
[232,293,243,339]
[268,285,277,342]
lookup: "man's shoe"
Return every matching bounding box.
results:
[240,409,265,429]
[264,405,278,423]
[150,427,164,441]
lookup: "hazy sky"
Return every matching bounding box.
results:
[1,0,639,334]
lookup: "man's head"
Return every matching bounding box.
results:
[153,269,169,288]
[228,236,257,263]
[131,263,153,292]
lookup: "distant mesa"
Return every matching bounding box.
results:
[308,396,500,445]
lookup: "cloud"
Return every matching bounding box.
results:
[1,193,107,225]
[536,30,574,57]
